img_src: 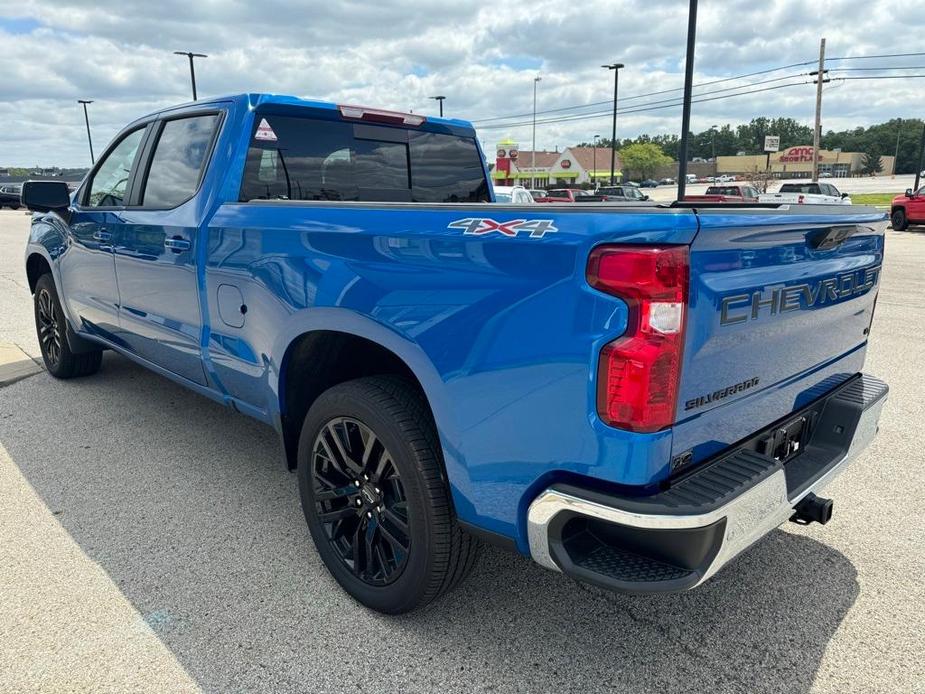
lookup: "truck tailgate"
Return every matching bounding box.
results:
[673,207,886,464]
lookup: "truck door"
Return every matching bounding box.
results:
[59,127,147,340]
[112,112,221,386]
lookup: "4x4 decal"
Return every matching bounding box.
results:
[448,218,559,238]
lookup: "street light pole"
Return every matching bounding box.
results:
[532,76,541,190]
[602,63,624,185]
[77,100,95,165]
[430,95,446,117]
[593,134,600,189]
[174,51,208,100]
[676,0,698,201]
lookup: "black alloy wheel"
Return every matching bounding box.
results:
[37,286,63,368]
[33,273,102,378]
[311,417,411,585]
[297,376,479,614]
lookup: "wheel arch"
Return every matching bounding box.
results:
[25,251,53,294]
[273,317,453,479]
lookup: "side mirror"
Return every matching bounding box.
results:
[841,193,849,198]
[906,188,914,197]
[21,180,71,213]
[642,194,650,201]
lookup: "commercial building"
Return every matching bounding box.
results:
[491,140,622,187]
[717,146,895,178]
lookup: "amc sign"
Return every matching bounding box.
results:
[779,146,823,163]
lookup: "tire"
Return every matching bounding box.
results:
[892,208,908,231]
[33,274,102,378]
[297,376,479,614]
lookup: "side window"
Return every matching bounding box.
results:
[86,128,145,207]
[142,114,219,208]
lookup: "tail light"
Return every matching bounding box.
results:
[587,245,689,432]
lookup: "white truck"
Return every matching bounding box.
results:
[759,182,852,205]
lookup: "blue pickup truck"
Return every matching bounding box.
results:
[22,93,888,614]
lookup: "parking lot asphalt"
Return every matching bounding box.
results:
[1,208,923,694]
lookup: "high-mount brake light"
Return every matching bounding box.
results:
[587,245,690,433]
[338,105,426,126]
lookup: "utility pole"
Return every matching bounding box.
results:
[430,95,446,117]
[914,122,925,193]
[676,0,698,201]
[532,76,541,190]
[174,51,207,100]
[602,63,624,185]
[893,118,902,177]
[710,124,717,181]
[77,100,95,165]
[811,38,827,182]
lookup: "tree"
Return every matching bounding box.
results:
[619,142,672,180]
[861,150,883,175]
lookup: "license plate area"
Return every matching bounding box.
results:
[757,414,813,463]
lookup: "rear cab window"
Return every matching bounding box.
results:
[240,111,489,203]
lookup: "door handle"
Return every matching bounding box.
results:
[164,237,191,252]
[92,229,112,242]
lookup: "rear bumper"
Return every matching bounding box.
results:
[527,373,888,593]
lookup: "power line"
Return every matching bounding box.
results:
[830,65,925,71]
[471,60,818,124]
[472,51,925,127]
[839,74,925,80]
[476,80,811,129]
[476,71,922,131]
[828,51,925,61]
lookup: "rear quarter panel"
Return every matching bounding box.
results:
[202,203,699,549]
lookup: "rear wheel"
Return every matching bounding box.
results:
[33,274,102,378]
[892,208,909,231]
[297,376,479,614]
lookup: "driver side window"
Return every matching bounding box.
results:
[86,128,145,207]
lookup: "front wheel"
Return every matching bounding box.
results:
[33,274,102,378]
[297,376,479,614]
[892,208,909,231]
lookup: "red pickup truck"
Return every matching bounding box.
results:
[890,185,925,230]
[684,184,761,203]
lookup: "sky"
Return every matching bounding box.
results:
[1,0,922,168]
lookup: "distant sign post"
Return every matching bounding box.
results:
[764,135,780,179]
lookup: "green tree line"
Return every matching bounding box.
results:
[581,117,924,174]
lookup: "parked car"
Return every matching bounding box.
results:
[659,177,676,185]
[534,188,599,203]
[684,184,761,203]
[890,185,925,230]
[598,185,650,201]
[528,189,547,201]
[639,179,659,188]
[759,182,851,205]
[819,172,833,178]
[0,184,22,209]
[21,93,889,615]
[715,174,736,183]
[492,185,535,204]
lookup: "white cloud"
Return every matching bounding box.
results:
[0,0,921,166]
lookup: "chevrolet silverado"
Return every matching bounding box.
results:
[22,93,888,614]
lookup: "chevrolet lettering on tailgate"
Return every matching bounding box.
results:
[720,265,881,326]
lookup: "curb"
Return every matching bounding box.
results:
[0,343,43,387]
